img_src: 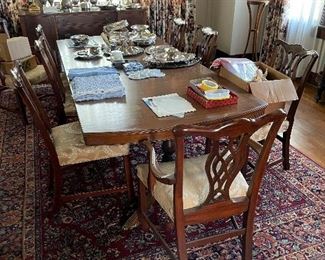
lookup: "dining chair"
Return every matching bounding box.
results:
[191,26,218,67]
[251,39,318,170]
[11,62,134,213]
[34,37,77,123]
[35,24,60,69]
[137,109,286,259]
[169,18,186,52]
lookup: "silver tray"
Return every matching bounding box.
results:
[119,46,144,56]
[74,49,102,60]
[130,31,156,46]
[147,57,201,69]
[144,52,196,64]
[145,45,177,55]
[102,46,144,57]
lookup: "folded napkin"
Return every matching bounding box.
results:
[123,61,144,74]
[68,67,118,80]
[72,74,125,102]
[143,93,196,118]
[128,69,165,80]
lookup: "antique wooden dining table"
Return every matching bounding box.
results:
[56,36,267,146]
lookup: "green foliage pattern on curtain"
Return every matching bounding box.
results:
[260,0,289,64]
[140,0,196,48]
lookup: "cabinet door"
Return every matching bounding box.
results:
[55,11,117,39]
[20,14,58,50]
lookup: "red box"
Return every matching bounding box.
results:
[187,87,238,108]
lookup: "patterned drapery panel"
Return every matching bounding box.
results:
[140,0,196,49]
[260,0,289,64]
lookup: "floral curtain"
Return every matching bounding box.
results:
[140,0,196,48]
[260,0,289,64]
[0,0,21,36]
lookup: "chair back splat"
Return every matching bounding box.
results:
[11,63,60,167]
[34,37,67,122]
[191,26,218,67]
[137,110,286,259]
[264,39,318,169]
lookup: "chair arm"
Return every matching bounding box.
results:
[142,140,176,185]
[248,138,263,154]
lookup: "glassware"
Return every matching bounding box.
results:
[90,0,97,7]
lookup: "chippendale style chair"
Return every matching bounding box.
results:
[169,18,187,52]
[11,63,134,213]
[34,37,77,122]
[252,39,318,170]
[191,25,218,67]
[137,110,286,259]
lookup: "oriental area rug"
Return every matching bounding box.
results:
[0,88,324,259]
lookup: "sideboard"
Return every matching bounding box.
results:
[19,8,147,49]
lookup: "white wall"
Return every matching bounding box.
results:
[196,0,264,56]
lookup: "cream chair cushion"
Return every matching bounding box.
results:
[51,121,129,166]
[137,154,248,220]
[25,65,47,85]
[59,72,77,117]
[63,91,77,117]
[251,120,289,142]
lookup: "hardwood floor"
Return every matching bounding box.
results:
[290,84,325,168]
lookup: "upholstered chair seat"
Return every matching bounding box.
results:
[137,154,248,219]
[25,64,47,84]
[4,65,47,86]
[251,120,289,142]
[51,121,129,166]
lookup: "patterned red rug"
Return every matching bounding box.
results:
[0,89,324,259]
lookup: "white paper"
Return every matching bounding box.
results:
[143,93,196,118]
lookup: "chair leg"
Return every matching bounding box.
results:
[242,213,253,260]
[52,170,63,214]
[15,89,28,125]
[175,214,187,260]
[282,131,291,170]
[138,181,149,231]
[123,155,134,201]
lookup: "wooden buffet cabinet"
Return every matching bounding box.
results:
[19,8,147,49]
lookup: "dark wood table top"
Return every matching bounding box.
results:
[57,36,267,145]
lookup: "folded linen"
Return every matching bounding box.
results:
[68,67,118,80]
[123,61,144,74]
[72,74,125,102]
[128,69,165,80]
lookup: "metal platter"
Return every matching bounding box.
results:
[146,57,201,69]
[143,52,196,64]
[119,46,144,57]
[129,31,156,46]
[74,49,102,60]
[145,45,178,55]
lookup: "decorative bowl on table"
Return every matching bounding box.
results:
[130,24,149,31]
[70,34,89,46]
